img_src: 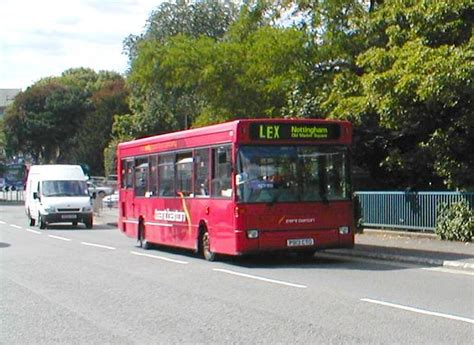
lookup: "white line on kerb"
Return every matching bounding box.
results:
[361,298,474,324]
[422,266,474,276]
[48,235,72,242]
[130,251,188,264]
[26,228,41,234]
[10,224,22,229]
[81,242,116,250]
[213,268,307,289]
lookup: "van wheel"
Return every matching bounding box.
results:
[39,215,46,229]
[84,217,93,229]
[200,228,216,261]
[28,208,35,226]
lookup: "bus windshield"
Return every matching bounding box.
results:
[236,146,350,203]
[41,181,89,197]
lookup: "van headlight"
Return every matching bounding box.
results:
[44,206,55,213]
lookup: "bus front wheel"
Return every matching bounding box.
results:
[200,228,216,261]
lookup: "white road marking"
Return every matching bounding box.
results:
[422,266,474,276]
[317,253,474,277]
[130,251,188,264]
[10,224,22,229]
[361,298,474,324]
[213,268,307,289]
[48,235,72,242]
[0,220,6,224]
[26,228,41,234]
[81,242,116,250]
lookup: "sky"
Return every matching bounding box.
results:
[0,0,162,89]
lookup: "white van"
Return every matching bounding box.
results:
[25,165,94,229]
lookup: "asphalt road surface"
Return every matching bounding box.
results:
[1,205,473,344]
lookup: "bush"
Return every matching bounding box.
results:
[435,200,474,242]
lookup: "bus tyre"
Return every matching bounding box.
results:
[201,229,216,261]
[138,222,151,250]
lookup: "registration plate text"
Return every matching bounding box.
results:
[287,238,314,247]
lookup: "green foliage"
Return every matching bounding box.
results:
[4,71,129,175]
[71,79,130,175]
[436,200,474,242]
[298,0,474,190]
[0,119,6,160]
[127,2,307,130]
[4,80,90,163]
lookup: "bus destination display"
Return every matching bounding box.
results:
[249,123,341,141]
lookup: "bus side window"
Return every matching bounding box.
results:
[158,154,175,197]
[211,146,232,198]
[121,160,134,189]
[194,148,210,197]
[176,152,193,197]
[149,155,158,196]
[134,158,148,197]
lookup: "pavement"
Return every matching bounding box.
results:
[94,206,474,272]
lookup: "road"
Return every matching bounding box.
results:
[1,205,473,344]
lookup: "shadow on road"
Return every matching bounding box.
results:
[135,244,419,272]
[36,224,117,231]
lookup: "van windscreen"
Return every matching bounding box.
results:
[41,181,89,197]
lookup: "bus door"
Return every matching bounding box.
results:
[208,145,234,254]
[133,157,149,221]
[120,159,135,234]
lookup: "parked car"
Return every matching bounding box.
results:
[103,191,119,208]
[87,181,113,197]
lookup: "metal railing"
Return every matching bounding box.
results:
[0,190,25,202]
[355,191,474,232]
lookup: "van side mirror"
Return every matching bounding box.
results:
[33,192,39,200]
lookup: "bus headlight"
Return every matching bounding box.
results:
[339,226,350,235]
[247,229,259,239]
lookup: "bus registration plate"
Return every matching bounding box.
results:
[61,214,77,219]
[287,238,314,247]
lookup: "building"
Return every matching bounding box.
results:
[0,89,21,118]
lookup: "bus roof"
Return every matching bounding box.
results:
[118,118,352,157]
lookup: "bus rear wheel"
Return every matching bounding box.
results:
[200,229,216,261]
[138,222,151,250]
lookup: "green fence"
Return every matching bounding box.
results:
[355,191,474,232]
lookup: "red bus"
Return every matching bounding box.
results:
[117,119,354,260]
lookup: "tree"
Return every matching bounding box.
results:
[125,0,240,137]
[71,78,130,175]
[4,70,129,175]
[281,0,473,190]
[4,80,90,163]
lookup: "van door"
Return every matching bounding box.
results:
[28,180,40,222]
